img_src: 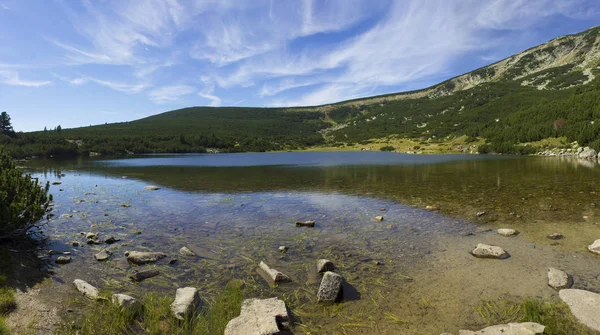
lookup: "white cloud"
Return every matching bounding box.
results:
[0,70,51,87]
[197,77,221,106]
[86,77,148,94]
[148,85,195,104]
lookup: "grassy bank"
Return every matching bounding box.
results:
[0,248,15,335]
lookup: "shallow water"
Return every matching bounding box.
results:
[23,152,600,334]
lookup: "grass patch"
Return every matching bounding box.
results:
[474,297,599,334]
[56,280,245,335]
[0,248,15,334]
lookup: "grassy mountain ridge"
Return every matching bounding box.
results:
[2,26,600,157]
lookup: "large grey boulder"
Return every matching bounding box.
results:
[316,259,335,273]
[73,279,100,300]
[258,261,291,284]
[171,287,202,320]
[579,147,597,159]
[111,294,142,314]
[588,239,600,255]
[126,251,167,265]
[547,267,572,290]
[224,297,290,335]
[317,271,343,303]
[458,322,545,334]
[559,289,600,331]
[470,244,509,259]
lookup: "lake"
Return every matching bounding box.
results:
[23,152,600,334]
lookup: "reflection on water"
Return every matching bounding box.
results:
[24,153,600,334]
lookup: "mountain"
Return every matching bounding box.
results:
[3,26,600,157]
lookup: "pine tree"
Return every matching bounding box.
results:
[0,112,14,136]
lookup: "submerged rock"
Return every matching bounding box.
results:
[129,269,160,282]
[497,228,519,236]
[317,271,344,303]
[171,287,202,320]
[73,279,100,300]
[547,233,564,240]
[547,267,572,290]
[295,220,315,227]
[316,259,335,273]
[56,256,71,264]
[258,261,291,284]
[126,251,167,265]
[470,244,509,259]
[559,289,600,331]
[278,246,289,253]
[224,297,290,335]
[179,246,196,257]
[374,216,384,222]
[111,294,142,314]
[94,249,112,261]
[105,236,120,244]
[144,185,161,190]
[458,322,545,334]
[588,239,600,255]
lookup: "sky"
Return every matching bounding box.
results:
[0,0,599,131]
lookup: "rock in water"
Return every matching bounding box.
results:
[470,244,509,259]
[179,246,196,257]
[56,256,71,264]
[476,211,486,217]
[126,251,167,265]
[94,249,112,261]
[171,287,202,320]
[73,279,100,300]
[374,216,384,222]
[458,322,545,334]
[278,246,289,253]
[547,233,564,240]
[316,259,335,273]
[317,271,343,303]
[224,298,290,335]
[258,261,291,284]
[578,147,597,160]
[497,228,519,236]
[559,289,600,331]
[547,267,573,290]
[105,236,120,244]
[144,185,161,190]
[129,269,160,282]
[588,239,600,255]
[295,220,315,227]
[111,294,142,314]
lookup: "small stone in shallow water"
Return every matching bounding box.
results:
[497,228,519,236]
[374,216,384,222]
[547,233,564,240]
[317,271,344,304]
[71,241,80,247]
[588,239,600,255]
[56,256,71,264]
[129,269,160,282]
[126,251,167,265]
[470,243,509,259]
[547,267,572,290]
[425,205,439,211]
[295,220,315,227]
[316,259,335,273]
[258,261,291,284]
[94,249,112,261]
[144,185,161,190]
[73,279,99,300]
[278,246,289,253]
[476,211,486,217]
[169,259,178,265]
[179,246,196,257]
[105,236,120,244]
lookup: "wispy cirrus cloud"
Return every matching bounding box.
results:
[0,70,51,87]
[148,85,195,104]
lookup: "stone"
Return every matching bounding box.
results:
[316,259,335,273]
[547,233,563,240]
[171,287,202,320]
[144,185,161,190]
[224,297,290,335]
[56,256,71,264]
[425,205,439,211]
[278,246,289,253]
[470,243,509,259]
[547,267,572,290]
[458,322,545,334]
[498,228,519,236]
[317,271,344,303]
[476,211,486,217]
[105,236,120,244]
[86,232,98,240]
[559,289,600,331]
[94,249,112,261]
[374,216,384,222]
[579,147,597,159]
[295,220,315,227]
[258,261,291,284]
[73,279,100,300]
[52,181,62,185]
[588,239,600,255]
[126,251,167,265]
[72,241,80,247]
[179,246,196,257]
[129,269,160,282]
[111,294,142,314]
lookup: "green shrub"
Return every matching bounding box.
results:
[380,145,395,152]
[0,147,52,239]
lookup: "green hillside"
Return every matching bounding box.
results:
[2,26,600,157]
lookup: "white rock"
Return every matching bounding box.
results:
[224,297,290,335]
[316,259,335,273]
[258,261,291,284]
[497,228,519,236]
[278,246,288,253]
[171,287,202,320]
[374,216,384,222]
[559,289,600,331]
[588,239,600,255]
[547,267,572,290]
[144,185,161,190]
[126,251,167,265]
[73,279,100,300]
[179,246,196,257]
[470,244,509,259]
[111,294,141,314]
[459,322,545,335]
[317,271,343,303]
[579,147,597,159]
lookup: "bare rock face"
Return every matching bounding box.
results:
[317,271,343,304]
[497,228,519,236]
[224,297,290,335]
[126,251,167,265]
[316,259,335,273]
[559,289,600,331]
[171,287,202,320]
[258,261,291,284]
[111,294,142,314]
[458,322,545,334]
[588,239,600,255]
[470,243,509,259]
[73,279,100,300]
[547,267,572,290]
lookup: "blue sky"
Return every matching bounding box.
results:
[0,0,599,131]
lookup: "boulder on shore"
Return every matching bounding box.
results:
[258,261,291,284]
[578,147,597,160]
[316,259,335,273]
[171,287,202,320]
[73,279,100,300]
[317,271,344,304]
[224,297,290,335]
[111,294,142,314]
[547,267,572,290]
[559,289,600,331]
[497,228,519,237]
[458,322,545,334]
[470,244,509,259]
[588,239,600,255]
[126,251,167,265]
